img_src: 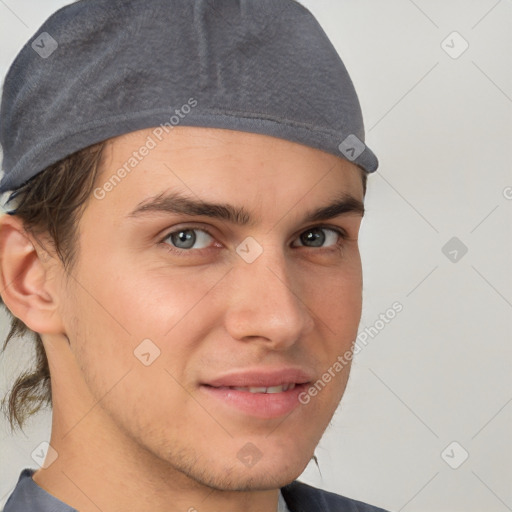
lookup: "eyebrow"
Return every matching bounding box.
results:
[126,190,364,225]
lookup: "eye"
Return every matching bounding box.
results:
[163,228,215,251]
[292,226,346,249]
[159,224,347,256]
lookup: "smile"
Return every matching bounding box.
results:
[217,383,297,394]
[199,367,314,418]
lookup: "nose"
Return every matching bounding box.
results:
[224,249,315,350]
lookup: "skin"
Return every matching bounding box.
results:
[0,126,365,512]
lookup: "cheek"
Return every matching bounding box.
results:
[298,255,362,410]
[62,265,214,439]
[64,256,225,386]
[304,256,362,334]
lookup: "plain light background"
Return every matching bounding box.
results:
[0,1,511,511]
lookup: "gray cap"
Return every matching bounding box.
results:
[0,0,378,195]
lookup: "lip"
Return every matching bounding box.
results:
[203,368,313,388]
[200,367,313,419]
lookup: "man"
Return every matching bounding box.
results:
[0,1,389,511]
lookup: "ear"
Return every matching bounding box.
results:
[0,213,65,335]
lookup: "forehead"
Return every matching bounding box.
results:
[92,126,364,219]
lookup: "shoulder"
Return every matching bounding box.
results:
[281,480,392,512]
[3,469,77,512]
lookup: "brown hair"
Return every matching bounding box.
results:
[0,141,106,431]
[0,142,367,432]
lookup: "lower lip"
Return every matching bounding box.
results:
[199,384,308,419]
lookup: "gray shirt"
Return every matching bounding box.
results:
[3,469,391,512]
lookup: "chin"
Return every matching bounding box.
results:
[200,464,306,492]
[170,448,311,492]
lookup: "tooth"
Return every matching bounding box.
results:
[266,385,284,394]
[248,387,268,393]
[230,384,296,393]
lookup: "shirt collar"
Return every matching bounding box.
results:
[5,469,291,512]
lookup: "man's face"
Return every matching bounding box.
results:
[52,126,364,490]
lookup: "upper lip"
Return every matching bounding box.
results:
[203,367,314,388]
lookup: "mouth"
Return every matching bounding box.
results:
[211,383,297,394]
[199,368,312,419]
